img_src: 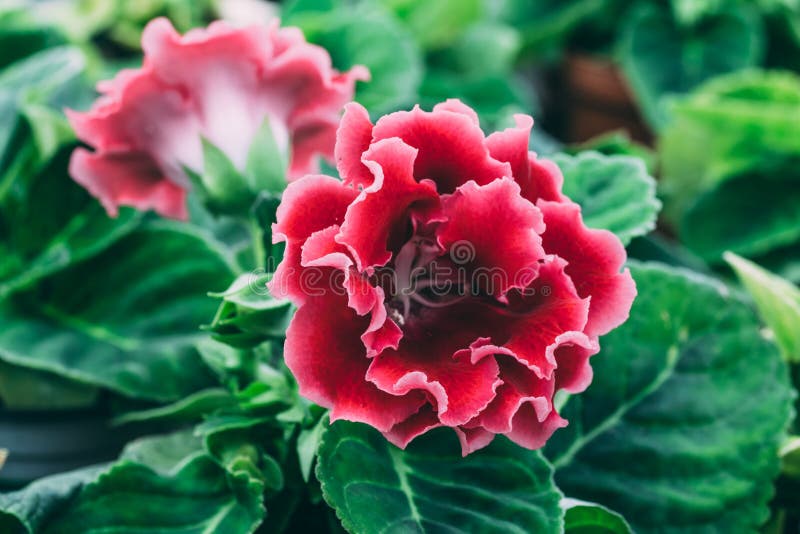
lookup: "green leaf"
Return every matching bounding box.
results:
[297,413,328,482]
[19,100,76,163]
[40,431,265,534]
[112,388,238,426]
[0,204,141,299]
[551,151,660,245]
[0,465,105,533]
[197,413,287,494]
[286,2,423,115]
[379,0,483,50]
[779,436,800,479]
[751,241,800,286]
[193,137,255,216]
[420,69,534,129]
[562,498,632,534]
[546,262,793,532]
[316,420,563,533]
[619,4,764,129]
[447,22,521,77]
[494,0,607,58]
[670,0,725,26]
[658,70,800,224]
[121,429,206,473]
[679,157,800,261]
[0,222,237,401]
[208,272,294,349]
[245,118,288,195]
[0,7,66,69]
[565,130,657,175]
[725,252,800,362]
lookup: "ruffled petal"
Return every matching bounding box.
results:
[486,114,533,185]
[454,426,495,456]
[335,102,376,187]
[270,175,357,302]
[438,178,545,296]
[69,149,187,220]
[383,405,442,450]
[505,407,568,450]
[476,358,554,435]
[432,98,480,126]
[300,224,402,357]
[551,331,599,394]
[337,137,441,271]
[518,155,566,204]
[371,105,511,194]
[493,256,590,378]
[285,292,425,432]
[366,325,502,427]
[538,200,637,336]
[142,17,274,170]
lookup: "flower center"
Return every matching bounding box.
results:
[386,238,470,325]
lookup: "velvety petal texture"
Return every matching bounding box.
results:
[274,100,636,455]
[67,18,367,219]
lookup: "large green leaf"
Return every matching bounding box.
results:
[546,262,793,532]
[316,420,563,533]
[0,198,141,298]
[286,1,423,115]
[551,151,660,246]
[619,4,764,129]
[679,157,800,262]
[0,222,237,401]
[725,252,800,363]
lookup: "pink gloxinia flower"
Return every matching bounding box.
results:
[67,18,368,220]
[272,100,636,455]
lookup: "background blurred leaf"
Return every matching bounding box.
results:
[725,252,800,363]
[316,420,563,533]
[0,46,87,172]
[565,131,656,174]
[679,157,800,261]
[551,152,660,246]
[546,262,793,532]
[0,222,237,402]
[285,0,423,116]
[659,70,800,223]
[0,7,67,70]
[493,0,608,59]
[619,4,764,129]
[378,0,483,51]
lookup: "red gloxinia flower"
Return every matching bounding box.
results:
[67,18,368,220]
[271,100,636,455]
